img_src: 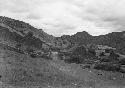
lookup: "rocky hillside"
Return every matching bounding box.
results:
[0,16,55,51]
[0,16,72,53]
[0,16,55,43]
[61,31,125,55]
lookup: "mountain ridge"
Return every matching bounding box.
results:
[0,16,125,55]
[61,30,125,55]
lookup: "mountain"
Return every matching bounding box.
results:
[61,31,125,55]
[0,16,56,50]
[0,16,72,53]
[0,16,55,42]
[61,31,93,45]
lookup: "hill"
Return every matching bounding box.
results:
[61,31,125,55]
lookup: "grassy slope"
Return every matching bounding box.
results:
[0,47,125,88]
[0,48,78,88]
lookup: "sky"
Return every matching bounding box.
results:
[0,0,125,36]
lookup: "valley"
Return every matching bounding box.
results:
[0,16,125,88]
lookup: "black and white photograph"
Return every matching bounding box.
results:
[0,0,125,88]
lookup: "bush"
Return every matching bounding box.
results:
[119,59,125,65]
[65,55,84,64]
[26,48,34,53]
[94,63,122,72]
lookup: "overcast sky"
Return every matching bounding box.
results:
[0,0,125,36]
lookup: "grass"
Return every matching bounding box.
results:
[0,47,125,88]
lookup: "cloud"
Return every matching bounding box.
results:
[27,14,41,20]
[0,0,125,36]
[81,0,125,33]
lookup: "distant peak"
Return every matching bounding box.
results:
[74,31,91,37]
[76,31,89,34]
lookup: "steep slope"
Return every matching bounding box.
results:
[0,16,72,51]
[0,16,55,43]
[0,16,66,57]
